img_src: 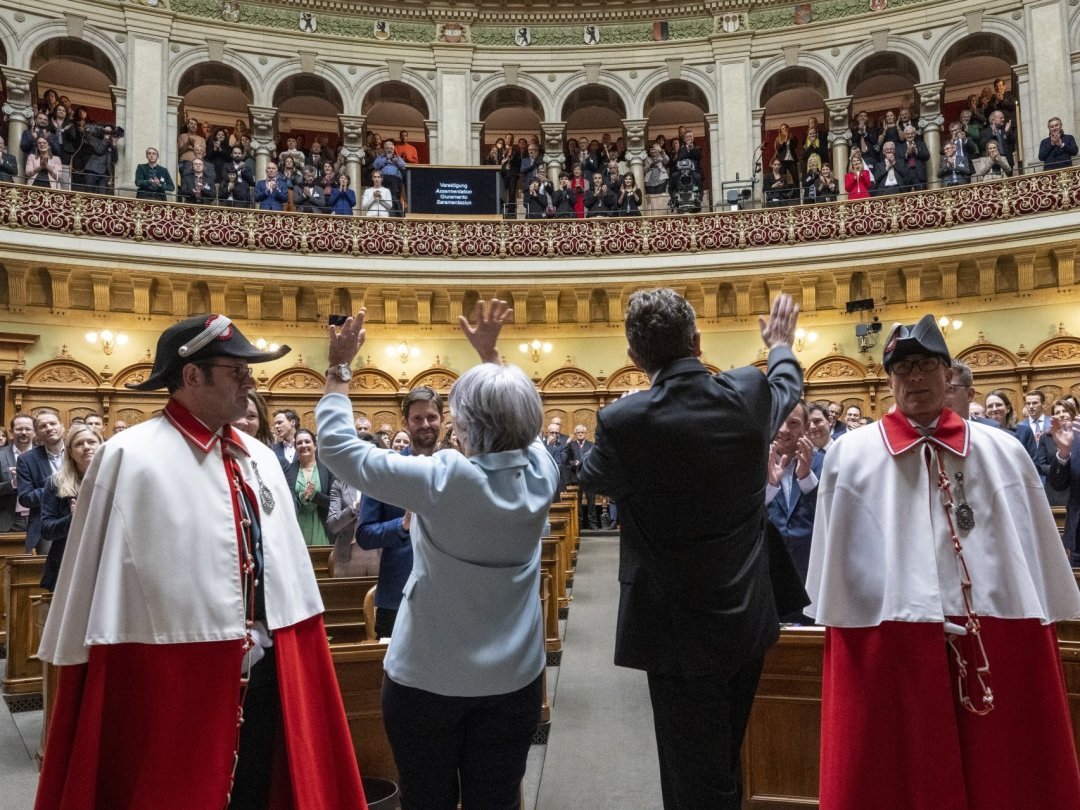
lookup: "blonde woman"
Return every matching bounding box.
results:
[845,151,873,199]
[41,424,103,590]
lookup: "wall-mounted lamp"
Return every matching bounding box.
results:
[519,338,553,363]
[387,341,421,365]
[938,316,963,337]
[85,329,128,355]
[793,327,818,353]
[254,338,281,352]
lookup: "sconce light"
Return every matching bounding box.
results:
[938,316,963,337]
[85,329,128,355]
[519,338,553,363]
[254,338,281,352]
[793,327,818,353]
[387,341,421,365]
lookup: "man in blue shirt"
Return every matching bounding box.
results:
[357,386,443,637]
[371,139,407,216]
[255,161,289,210]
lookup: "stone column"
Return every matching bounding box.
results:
[704,112,722,208]
[915,81,945,189]
[339,114,365,203]
[121,8,171,186]
[826,96,852,199]
[1024,1,1073,165]
[2,68,35,180]
[542,122,566,185]
[110,86,129,191]
[165,95,183,174]
[622,118,648,193]
[717,58,753,192]
[1013,63,1033,169]
[249,105,277,180]
[430,45,471,165]
[423,119,439,165]
[470,121,484,165]
[751,107,766,204]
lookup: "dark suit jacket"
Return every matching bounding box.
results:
[0,445,22,532]
[579,350,803,676]
[567,439,595,486]
[1039,134,1078,170]
[282,459,334,530]
[40,479,74,590]
[357,447,412,611]
[1047,451,1080,556]
[767,451,826,584]
[17,445,55,552]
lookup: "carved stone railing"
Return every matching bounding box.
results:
[2,169,1077,260]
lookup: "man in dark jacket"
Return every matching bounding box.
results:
[580,289,801,810]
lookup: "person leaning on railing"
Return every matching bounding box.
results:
[135,147,175,200]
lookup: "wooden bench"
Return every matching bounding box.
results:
[0,531,28,655]
[539,539,561,666]
[309,544,334,578]
[319,575,377,644]
[2,554,45,710]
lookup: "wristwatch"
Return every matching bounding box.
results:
[326,363,353,382]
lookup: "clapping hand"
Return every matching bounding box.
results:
[1051,415,1075,457]
[794,436,815,480]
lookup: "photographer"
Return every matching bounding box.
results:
[134,147,175,200]
[669,131,703,198]
[80,125,119,196]
[360,170,394,217]
[328,173,356,215]
[584,172,615,217]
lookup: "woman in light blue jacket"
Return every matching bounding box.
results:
[316,300,559,810]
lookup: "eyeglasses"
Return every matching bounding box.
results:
[889,357,943,375]
[200,363,253,381]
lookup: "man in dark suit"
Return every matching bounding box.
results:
[579,289,801,810]
[766,403,824,587]
[543,417,571,497]
[17,409,66,553]
[567,423,599,529]
[0,413,35,532]
[1039,117,1079,170]
[357,386,442,638]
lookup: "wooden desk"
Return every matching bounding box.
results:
[0,532,28,653]
[3,555,45,709]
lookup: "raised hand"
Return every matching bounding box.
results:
[458,298,513,364]
[1051,414,1075,458]
[328,310,366,367]
[794,436,815,480]
[759,293,800,350]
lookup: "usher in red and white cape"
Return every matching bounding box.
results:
[806,407,1080,810]
[35,401,366,809]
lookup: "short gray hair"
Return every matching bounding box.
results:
[450,363,542,455]
[950,360,973,387]
[624,288,697,375]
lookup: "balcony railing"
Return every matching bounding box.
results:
[2,168,1077,259]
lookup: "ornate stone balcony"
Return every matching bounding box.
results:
[2,169,1077,262]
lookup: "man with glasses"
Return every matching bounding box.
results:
[806,315,1080,810]
[36,314,366,808]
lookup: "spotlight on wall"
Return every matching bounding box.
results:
[793,327,818,353]
[387,341,421,365]
[937,315,963,338]
[519,338,553,363]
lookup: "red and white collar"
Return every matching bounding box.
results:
[164,398,250,457]
[878,407,969,458]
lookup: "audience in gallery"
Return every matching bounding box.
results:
[844,151,874,200]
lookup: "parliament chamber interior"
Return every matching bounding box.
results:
[3,0,1080,807]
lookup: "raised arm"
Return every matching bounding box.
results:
[759,293,804,438]
[457,298,513,364]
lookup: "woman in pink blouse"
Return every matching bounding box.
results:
[25,137,62,189]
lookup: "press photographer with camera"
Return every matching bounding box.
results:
[78,124,120,196]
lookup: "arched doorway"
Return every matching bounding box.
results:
[478,86,543,163]
[561,84,627,167]
[644,79,711,196]
[361,81,430,164]
[31,38,117,124]
[939,33,1019,139]
[760,67,829,187]
[272,74,345,167]
[178,63,255,153]
[847,52,921,141]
